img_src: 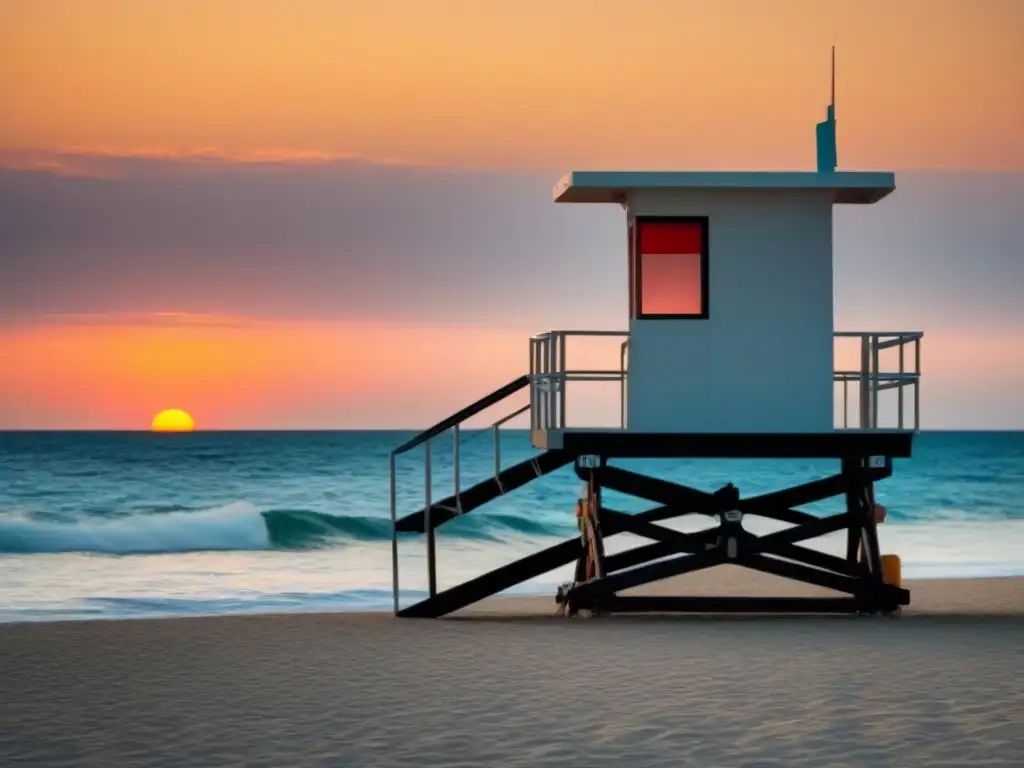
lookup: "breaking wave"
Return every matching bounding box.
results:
[0,502,573,555]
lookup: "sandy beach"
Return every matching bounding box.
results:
[2,572,1022,767]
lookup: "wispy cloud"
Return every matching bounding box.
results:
[1,155,1022,427]
[29,311,292,328]
[0,147,437,178]
[23,311,527,331]
[0,154,622,329]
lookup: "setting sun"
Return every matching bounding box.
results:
[151,408,196,432]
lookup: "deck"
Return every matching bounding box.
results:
[529,427,915,457]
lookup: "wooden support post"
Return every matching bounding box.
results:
[566,459,608,615]
[840,455,895,612]
[566,497,588,616]
[586,465,607,580]
[587,465,608,614]
[571,507,588,583]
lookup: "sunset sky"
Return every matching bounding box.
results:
[1,0,1022,429]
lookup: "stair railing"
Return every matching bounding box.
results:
[389,376,532,614]
[491,403,530,483]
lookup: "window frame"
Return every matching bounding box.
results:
[633,215,710,320]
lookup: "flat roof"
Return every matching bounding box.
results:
[553,170,896,205]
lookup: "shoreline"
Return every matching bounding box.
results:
[3,572,1022,628]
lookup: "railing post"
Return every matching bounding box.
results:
[620,340,629,429]
[424,439,436,600]
[915,337,921,432]
[528,342,536,434]
[558,331,567,429]
[534,339,542,430]
[547,334,557,430]
[453,423,461,515]
[859,335,871,429]
[537,338,544,430]
[843,379,849,429]
[540,337,548,430]
[898,335,905,430]
[871,334,880,429]
[529,337,538,431]
[389,453,399,614]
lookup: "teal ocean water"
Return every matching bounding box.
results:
[1,430,1022,622]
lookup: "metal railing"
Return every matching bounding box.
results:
[529,329,923,434]
[834,331,923,431]
[529,330,630,432]
[388,377,532,614]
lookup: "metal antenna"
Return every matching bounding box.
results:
[831,46,837,168]
[831,45,836,113]
[816,46,838,172]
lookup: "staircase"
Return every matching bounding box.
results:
[388,375,571,616]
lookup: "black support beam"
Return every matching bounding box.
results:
[395,434,911,618]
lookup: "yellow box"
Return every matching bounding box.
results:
[881,554,902,587]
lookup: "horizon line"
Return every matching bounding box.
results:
[1,428,1020,434]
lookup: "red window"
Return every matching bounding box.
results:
[634,218,708,319]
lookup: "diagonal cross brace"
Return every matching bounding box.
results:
[601,512,855,577]
[593,465,890,526]
[397,500,709,617]
[399,463,903,618]
[569,513,907,605]
[598,507,861,579]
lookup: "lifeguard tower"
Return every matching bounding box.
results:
[389,54,923,618]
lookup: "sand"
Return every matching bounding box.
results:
[2,573,1023,767]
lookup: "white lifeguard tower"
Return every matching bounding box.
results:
[390,53,922,618]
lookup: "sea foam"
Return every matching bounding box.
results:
[0,502,270,554]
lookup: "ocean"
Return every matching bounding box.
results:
[1,430,1022,623]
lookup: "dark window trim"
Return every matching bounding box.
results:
[634,215,710,320]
